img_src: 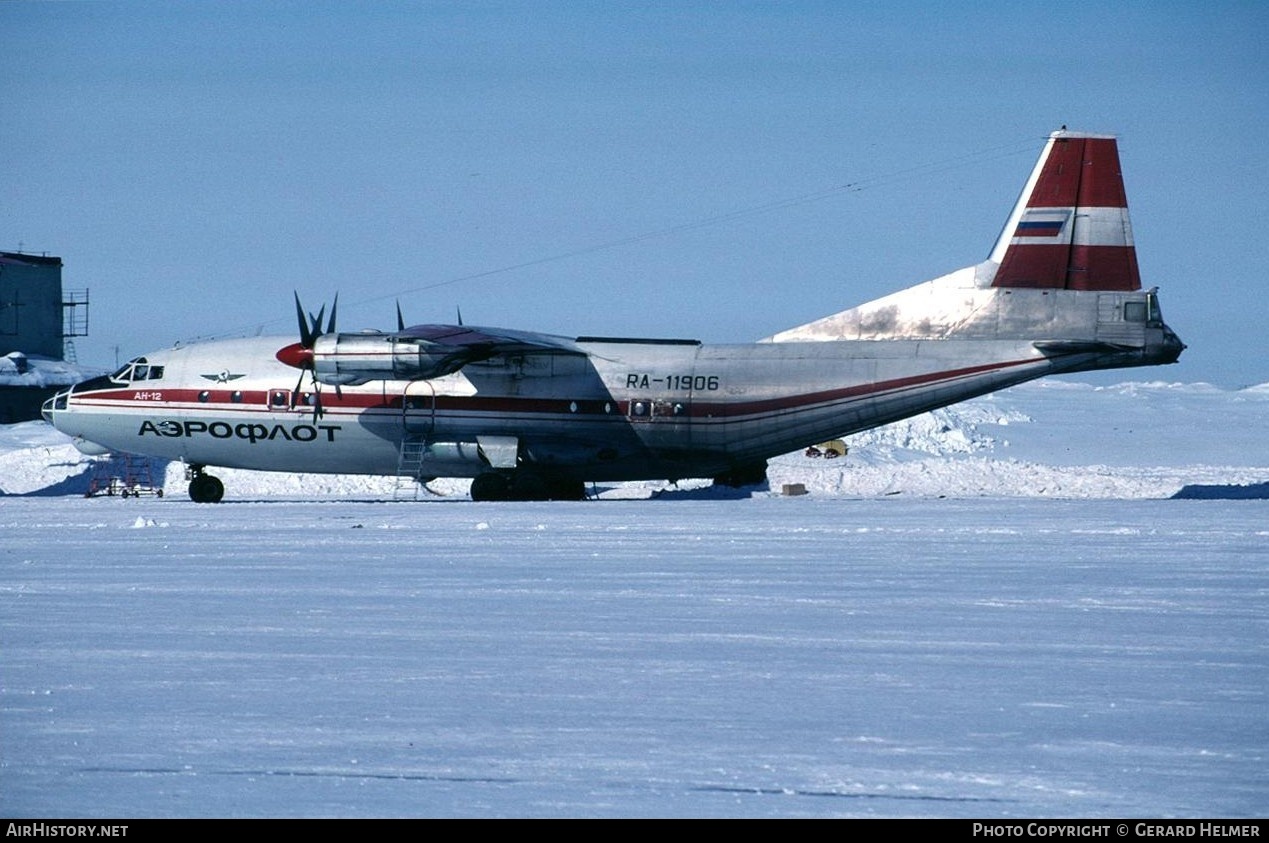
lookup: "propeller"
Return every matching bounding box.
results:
[278,292,338,420]
[295,292,337,346]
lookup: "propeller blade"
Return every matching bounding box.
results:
[308,304,326,339]
[288,367,306,410]
[294,293,315,348]
[396,301,405,332]
[326,294,338,335]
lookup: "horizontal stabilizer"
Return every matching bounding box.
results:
[1033,339,1127,355]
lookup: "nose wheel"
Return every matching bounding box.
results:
[186,466,225,503]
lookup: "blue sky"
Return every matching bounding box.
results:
[4,1,1266,386]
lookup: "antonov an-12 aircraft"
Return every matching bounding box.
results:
[44,130,1184,501]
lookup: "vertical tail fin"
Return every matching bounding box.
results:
[989,130,1141,291]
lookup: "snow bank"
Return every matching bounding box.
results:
[0,352,105,388]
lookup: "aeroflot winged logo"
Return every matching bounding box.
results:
[201,371,246,383]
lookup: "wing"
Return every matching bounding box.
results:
[396,324,587,358]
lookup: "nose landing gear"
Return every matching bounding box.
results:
[186,465,225,503]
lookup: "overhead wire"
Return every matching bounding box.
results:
[206,135,1043,342]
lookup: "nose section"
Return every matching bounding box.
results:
[41,383,113,455]
[42,388,71,425]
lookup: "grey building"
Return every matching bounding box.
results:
[1,251,95,423]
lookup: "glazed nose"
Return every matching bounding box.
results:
[42,388,72,424]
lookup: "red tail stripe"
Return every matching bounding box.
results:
[996,245,1140,292]
[1028,136,1128,209]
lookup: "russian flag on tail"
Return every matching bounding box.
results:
[990,131,1141,291]
[1012,210,1071,239]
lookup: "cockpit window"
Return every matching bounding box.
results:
[110,357,165,383]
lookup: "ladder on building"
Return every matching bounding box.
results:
[393,436,427,501]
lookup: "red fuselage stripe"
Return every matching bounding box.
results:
[70,357,1039,424]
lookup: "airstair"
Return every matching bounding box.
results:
[393,436,427,500]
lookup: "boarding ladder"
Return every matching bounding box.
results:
[393,436,427,500]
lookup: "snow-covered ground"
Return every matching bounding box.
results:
[1,380,1266,817]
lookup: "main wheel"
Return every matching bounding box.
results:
[546,476,587,501]
[712,461,768,488]
[470,472,510,502]
[188,474,225,503]
[510,473,550,501]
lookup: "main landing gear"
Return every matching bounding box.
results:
[186,465,225,503]
[712,460,769,489]
[470,472,586,502]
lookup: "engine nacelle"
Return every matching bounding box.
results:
[303,333,488,385]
